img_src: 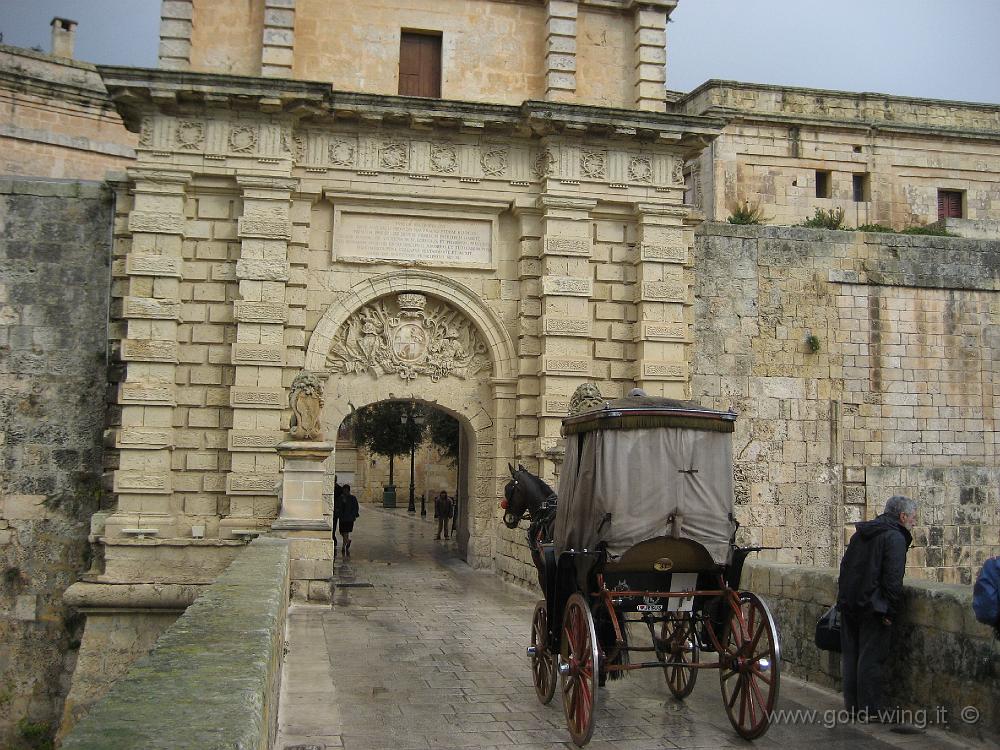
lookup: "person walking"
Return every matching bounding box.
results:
[434,491,453,540]
[333,484,360,558]
[836,495,917,720]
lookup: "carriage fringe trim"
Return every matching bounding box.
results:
[562,413,736,436]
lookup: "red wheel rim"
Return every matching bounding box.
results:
[659,612,699,699]
[719,592,781,740]
[560,593,599,747]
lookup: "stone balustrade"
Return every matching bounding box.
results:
[60,536,289,749]
[744,559,1000,739]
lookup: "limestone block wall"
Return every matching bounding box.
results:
[0,179,112,747]
[0,45,135,180]
[743,560,999,740]
[60,536,290,748]
[678,81,1000,228]
[692,223,999,582]
[173,0,674,110]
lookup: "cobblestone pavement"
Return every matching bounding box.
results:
[276,507,978,750]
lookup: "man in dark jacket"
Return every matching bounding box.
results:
[837,495,917,717]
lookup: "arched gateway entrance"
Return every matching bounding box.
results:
[305,270,518,569]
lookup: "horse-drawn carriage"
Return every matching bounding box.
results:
[502,390,780,746]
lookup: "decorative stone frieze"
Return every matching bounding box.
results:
[226,474,279,496]
[113,472,172,493]
[121,297,182,320]
[228,430,286,451]
[126,254,183,277]
[639,280,687,302]
[640,362,688,380]
[544,318,592,336]
[230,387,286,409]
[232,344,286,365]
[542,357,592,375]
[128,211,186,234]
[638,322,687,341]
[119,338,178,363]
[234,301,287,324]
[234,258,291,281]
[112,428,173,449]
[541,275,592,297]
[118,383,175,406]
[543,236,591,256]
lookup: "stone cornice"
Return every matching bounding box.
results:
[679,79,1000,141]
[97,65,724,150]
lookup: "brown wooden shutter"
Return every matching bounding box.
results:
[938,190,962,219]
[399,32,441,98]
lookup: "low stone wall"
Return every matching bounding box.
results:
[744,559,1000,739]
[61,537,290,750]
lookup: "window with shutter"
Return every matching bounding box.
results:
[399,32,442,98]
[937,189,963,219]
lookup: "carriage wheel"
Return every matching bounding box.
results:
[560,592,599,747]
[530,600,557,704]
[658,612,699,699]
[719,592,781,740]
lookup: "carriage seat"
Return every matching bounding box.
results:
[603,536,719,575]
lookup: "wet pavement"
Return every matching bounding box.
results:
[275,506,985,750]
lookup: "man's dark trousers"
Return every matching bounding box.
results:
[840,609,892,714]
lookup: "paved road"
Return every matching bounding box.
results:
[275,506,976,750]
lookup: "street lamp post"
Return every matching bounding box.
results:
[401,409,425,513]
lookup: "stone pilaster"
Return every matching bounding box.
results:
[633,4,668,112]
[632,202,691,398]
[262,0,296,78]
[222,176,296,537]
[158,0,193,71]
[106,168,191,540]
[545,0,578,103]
[513,206,543,462]
[538,194,596,476]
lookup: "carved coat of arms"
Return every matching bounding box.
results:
[326,293,491,381]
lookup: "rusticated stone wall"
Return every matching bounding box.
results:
[0,178,112,747]
[692,223,1000,582]
[744,559,999,740]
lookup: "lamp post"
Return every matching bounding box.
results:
[401,409,425,513]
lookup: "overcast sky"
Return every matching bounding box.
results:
[1,0,998,104]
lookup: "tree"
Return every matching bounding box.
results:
[348,401,426,486]
[425,409,459,465]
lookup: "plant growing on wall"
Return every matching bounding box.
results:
[800,207,846,230]
[726,198,769,225]
[348,401,426,487]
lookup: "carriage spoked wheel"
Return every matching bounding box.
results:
[530,600,557,704]
[719,592,781,740]
[559,592,600,747]
[657,612,699,699]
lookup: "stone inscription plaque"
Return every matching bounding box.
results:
[335,212,492,266]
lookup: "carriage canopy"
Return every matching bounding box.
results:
[553,395,737,563]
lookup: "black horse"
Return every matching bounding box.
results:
[502,463,630,682]
[501,463,558,587]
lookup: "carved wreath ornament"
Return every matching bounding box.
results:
[326,293,492,382]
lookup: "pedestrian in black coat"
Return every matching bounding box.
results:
[836,495,917,717]
[333,484,360,558]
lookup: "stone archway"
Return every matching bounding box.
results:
[304,271,517,569]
